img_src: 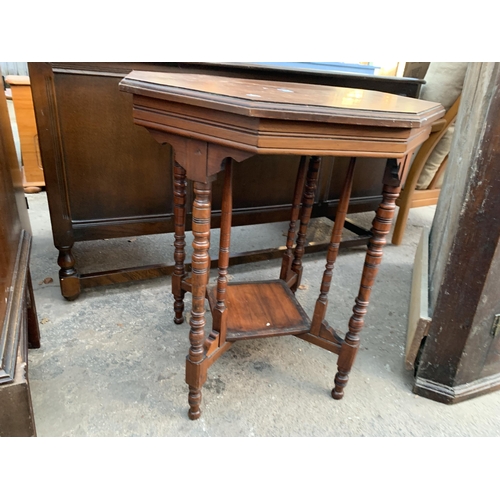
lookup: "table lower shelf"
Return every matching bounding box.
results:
[207,279,311,341]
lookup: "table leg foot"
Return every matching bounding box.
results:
[188,386,202,420]
[332,371,349,399]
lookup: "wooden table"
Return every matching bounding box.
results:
[120,71,444,419]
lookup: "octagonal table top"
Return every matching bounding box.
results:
[120,71,444,129]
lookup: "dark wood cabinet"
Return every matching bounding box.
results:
[413,63,500,403]
[28,62,425,300]
[0,70,40,437]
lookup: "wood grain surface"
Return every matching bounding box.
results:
[208,280,310,340]
[121,71,444,128]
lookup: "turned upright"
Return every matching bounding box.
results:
[120,71,444,419]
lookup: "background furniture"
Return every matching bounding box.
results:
[28,62,425,300]
[392,95,461,245]
[392,62,468,245]
[121,70,444,419]
[409,63,500,403]
[0,69,40,437]
[4,75,45,193]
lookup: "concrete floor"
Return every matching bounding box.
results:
[24,190,500,437]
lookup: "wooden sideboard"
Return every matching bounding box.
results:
[0,70,40,437]
[28,62,425,300]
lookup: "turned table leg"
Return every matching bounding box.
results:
[186,180,212,420]
[290,156,321,292]
[208,159,233,349]
[310,157,356,335]
[280,156,308,283]
[332,182,401,399]
[172,162,187,324]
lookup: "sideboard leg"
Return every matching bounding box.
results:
[57,245,80,301]
[172,162,187,324]
[333,183,401,399]
[186,180,212,420]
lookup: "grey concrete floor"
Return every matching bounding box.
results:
[26,191,500,437]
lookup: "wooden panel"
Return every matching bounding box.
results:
[429,64,493,310]
[0,72,24,323]
[0,332,36,437]
[405,228,431,370]
[0,68,39,435]
[410,188,440,208]
[228,154,303,210]
[0,232,30,384]
[132,107,435,159]
[415,63,500,402]
[327,156,386,201]
[477,240,500,379]
[53,72,173,222]
[6,76,45,186]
